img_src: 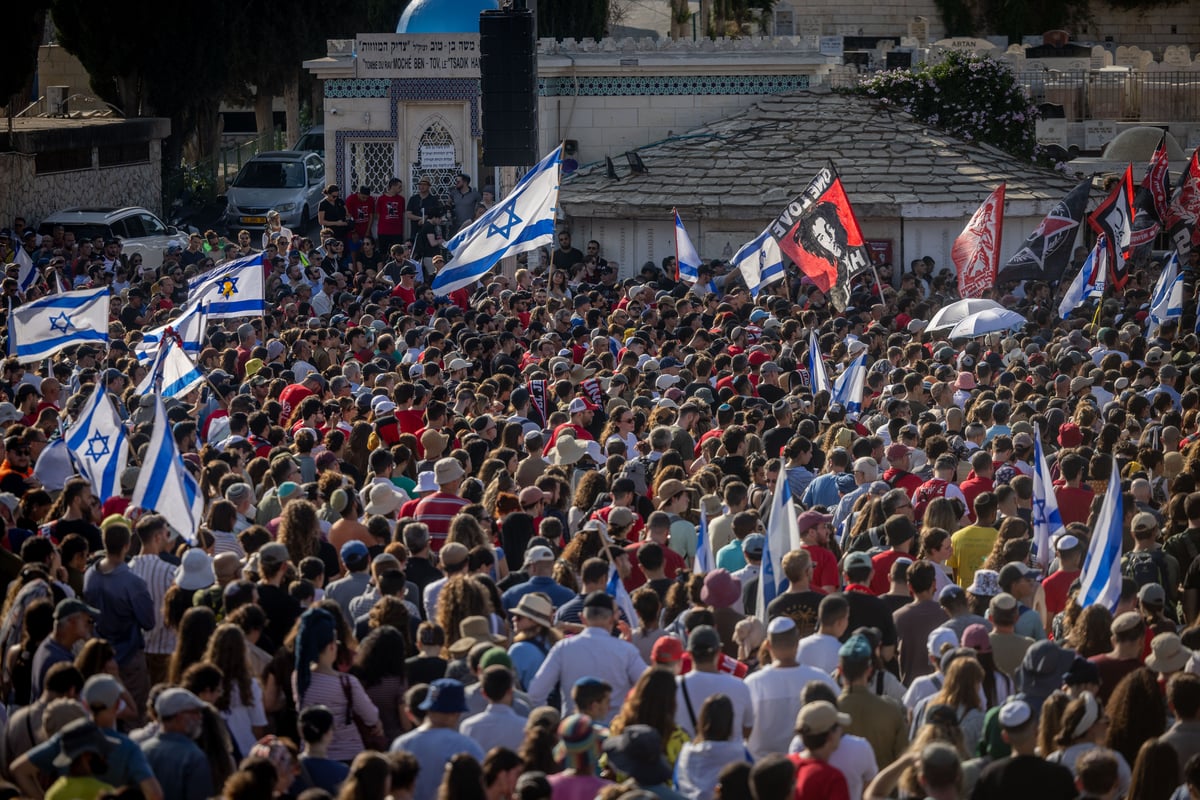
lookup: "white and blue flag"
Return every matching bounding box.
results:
[808,330,830,394]
[731,227,784,297]
[831,353,868,416]
[7,286,109,364]
[131,393,203,542]
[64,383,129,502]
[434,145,562,295]
[695,505,714,574]
[756,464,802,623]
[1058,237,1107,319]
[14,245,35,293]
[136,332,206,400]
[1078,456,1123,610]
[606,560,637,628]
[674,209,703,284]
[1031,423,1065,570]
[136,300,208,364]
[187,252,265,320]
[1148,252,1184,338]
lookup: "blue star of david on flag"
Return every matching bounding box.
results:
[48,312,73,333]
[220,276,239,298]
[85,431,111,460]
[487,201,522,239]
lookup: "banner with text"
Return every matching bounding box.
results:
[355,34,481,79]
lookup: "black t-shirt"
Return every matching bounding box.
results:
[972,754,1076,800]
[411,220,442,260]
[647,577,675,604]
[407,193,441,237]
[318,198,348,229]
[257,582,302,654]
[552,247,584,271]
[53,518,103,555]
[119,303,146,330]
[843,590,899,647]
[405,655,447,687]
[711,455,749,485]
[762,426,794,459]
[766,590,825,638]
[357,250,384,274]
[405,556,443,594]
[757,384,786,405]
[0,472,30,499]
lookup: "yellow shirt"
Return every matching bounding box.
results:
[948,524,999,588]
[45,776,113,800]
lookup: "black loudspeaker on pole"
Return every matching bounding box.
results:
[479,7,539,167]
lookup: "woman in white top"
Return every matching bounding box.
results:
[261,210,293,250]
[601,407,639,459]
[204,624,268,758]
[547,268,572,301]
[675,695,752,800]
[1046,691,1132,795]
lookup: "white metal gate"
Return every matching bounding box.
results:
[345,140,398,195]
[409,122,462,209]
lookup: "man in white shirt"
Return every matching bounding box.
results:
[798,593,851,675]
[744,617,838,759]
[676,625,754,739]
[311,275,337,318]
[527,592,646,723]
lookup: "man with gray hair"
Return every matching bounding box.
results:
[835,457,879,546]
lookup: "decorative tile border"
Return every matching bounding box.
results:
[538,74,811,96]
[331,78,481,189]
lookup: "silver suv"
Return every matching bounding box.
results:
[38,207,188,266]
[223,151,326,233]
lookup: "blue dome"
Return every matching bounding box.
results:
[396,0,499,34]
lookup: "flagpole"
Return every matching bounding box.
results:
[870,262,887,305]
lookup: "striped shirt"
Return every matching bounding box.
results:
[292,670,381,762]
[128,554,177,655]
[413,492,470,551]
[210,530,245,558]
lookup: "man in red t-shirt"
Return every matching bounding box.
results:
[1054,453,1094,527]
[1041,533,1084,619]
[789,701,851,800]
[624,510,686,590]
[375,178,406,252]
[390,263,418,306]
[797,510,839,593]
[344,186,374,239]
[278,373,326,424]
[542,397,597,456]
[869,516,918,595]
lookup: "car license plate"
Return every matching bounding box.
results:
[241,216,267,225]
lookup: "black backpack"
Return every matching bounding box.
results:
[1123,549,1169,592]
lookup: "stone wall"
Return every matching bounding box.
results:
[0,140,163,229]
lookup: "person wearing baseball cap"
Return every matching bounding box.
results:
[392,678,484,798]
[882,442,922,497]
[540,396,597,457]
[837,632,908,768]
[30,599,98,700]
[797,510,839,593]
[501,545,576,613]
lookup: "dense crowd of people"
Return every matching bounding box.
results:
[0,192,1199,800]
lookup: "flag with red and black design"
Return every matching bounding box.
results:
[996,179,1090,285]
[527,379,549,426]
[1129,136,1171,260]
[767,163,871,312]
[1089,165,1135,288]
[1165,146,1200,256]
[952,183,1006,299]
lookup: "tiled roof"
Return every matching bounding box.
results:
[559,86,1079,220]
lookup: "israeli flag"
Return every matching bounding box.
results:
[1078,456,1123,610]
[831,353,868,416]
[674,209,702,284]
[1031,424,1065,570]
[606,561,637,627]
[187,252,265,320]
[1058,237,1107,319]
[732,227,785,297]
[136,332,206,400]
[1148,252,1184,338]
[7,286,110,364]
[136,300,208,364]
[434,145,562,295]
[14,245,35,292]
[131,393,203,542]
[808,330,830,394]
[757,464,802,623]
[64,384,129,502]
[695,506,714,574]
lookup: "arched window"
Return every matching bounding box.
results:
[409,121,461,209]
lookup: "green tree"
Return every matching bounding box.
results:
[1,0,50,127]
[539,0,608,40]
[854,50,1040,161]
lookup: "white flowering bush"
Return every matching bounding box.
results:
[855,50,1041,161]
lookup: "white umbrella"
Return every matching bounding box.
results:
[948,308,1028,339]
[925,298,1005,333]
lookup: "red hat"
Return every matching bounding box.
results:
[748,350,770,367]
[1058,422,1083,448]
[651,636,684,664]
[885,443,911,463]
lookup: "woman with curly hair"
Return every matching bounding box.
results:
[352,625,410,742]
[1069,605,1115,658]
[1104,667,1167,767]
[608,668,690,773]
[203,623,268,757]
[560,526,606,575]
[911,657,986,753]
[568,471,608,535]
[278,499,339,580]
[438,575,492,657]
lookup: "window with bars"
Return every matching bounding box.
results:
[409,122,461,208]
[346,141,398,196]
